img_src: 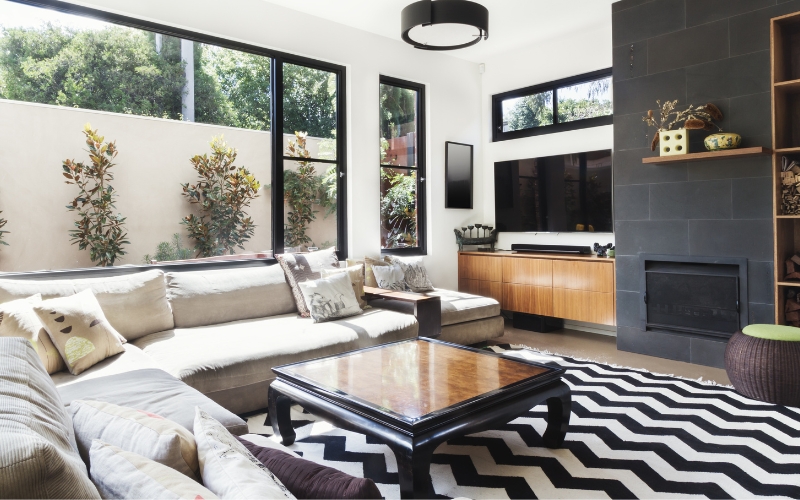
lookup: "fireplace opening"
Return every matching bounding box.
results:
[640,256,748,341]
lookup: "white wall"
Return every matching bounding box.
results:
[56,0,484,290]
[480,24,614,251]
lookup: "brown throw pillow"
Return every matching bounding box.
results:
[277,247,340,317]
[236,436,381,499]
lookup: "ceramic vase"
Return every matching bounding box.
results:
[704,133,741,151]
[659,128,688,156]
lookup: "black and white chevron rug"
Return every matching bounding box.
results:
[242,345,800,499]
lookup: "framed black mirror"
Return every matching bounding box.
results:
[445,141,473,209]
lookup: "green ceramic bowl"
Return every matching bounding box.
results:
[704,133,742,151]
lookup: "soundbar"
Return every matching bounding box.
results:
[511,244,593,255]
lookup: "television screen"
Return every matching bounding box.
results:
[494,150,613,233]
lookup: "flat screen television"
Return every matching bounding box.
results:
[494,149,613,233]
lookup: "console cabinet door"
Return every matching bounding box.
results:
[502,284,553,316]
[502,258,552,286]
[458,254,502,282]
[552,288,615,325]
[552,261,614,292]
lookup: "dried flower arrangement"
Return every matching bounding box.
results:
[642,100,724,151]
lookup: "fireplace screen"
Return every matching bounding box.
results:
[645,270,740,338]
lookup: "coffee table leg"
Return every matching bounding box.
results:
[392,444,434,499]
[268,384,296,446]
[542,381,571,448]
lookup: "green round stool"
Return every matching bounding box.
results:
[725,325,800,406]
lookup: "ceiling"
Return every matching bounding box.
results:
[260,0,617,63]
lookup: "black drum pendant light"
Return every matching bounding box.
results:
[401,0,489,51]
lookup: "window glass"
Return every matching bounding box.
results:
[557,76,612,124]
[501,91,553,133]
[379,81,422,251]
[380,83,417,167]
[0,1,272,271]
[283,63,337,160]
[380,168,418,250]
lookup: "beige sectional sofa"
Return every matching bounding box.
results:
[0,260,502,416]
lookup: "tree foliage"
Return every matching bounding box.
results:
[379,83,416,148]
[0,24,340,135]
[504,92,554,132]
[63,124,129,266]
[181,136,261,257]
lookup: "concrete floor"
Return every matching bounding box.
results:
[489,321,731,386]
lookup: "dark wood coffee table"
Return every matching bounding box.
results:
[269,338,570,499]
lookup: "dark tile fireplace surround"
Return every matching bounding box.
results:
[612,0,782,368]
[618,255,748,368]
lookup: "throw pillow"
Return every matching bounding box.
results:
[0,294,66,373]
[298,272,363,323]
[194,407,295,499]
[89,440,218,500]
[32,289,126,376]
[70,399,199,480]
[362,256,391,288]
[277,247,340,317]
[372,264,407,291]
[386,255,435,292]
[321,264,367,309]
[236,436,382,500]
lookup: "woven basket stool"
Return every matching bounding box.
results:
[725,325,800,406]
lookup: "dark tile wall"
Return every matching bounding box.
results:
[612,0,787,367]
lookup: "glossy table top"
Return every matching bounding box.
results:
[277,340,554,419]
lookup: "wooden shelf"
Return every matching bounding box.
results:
[778,281,800,287]
[774,78,800,93]
[777,214,800,218]
[775,146,800,153]
[641,147,772,164]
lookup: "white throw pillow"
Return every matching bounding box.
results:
[372,264,407,291]
[0,294,66,373]
[70,399,199,480]
[298,272,363,323]
[321,264,367,309]
[386,255,435,292]
[194,407,295,499]
[89,440,217,500]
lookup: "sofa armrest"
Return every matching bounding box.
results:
[364,286,441,338]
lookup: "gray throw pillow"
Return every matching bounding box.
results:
[298,272,363,323]
[386,255,434,292]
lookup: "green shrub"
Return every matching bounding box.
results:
[143,234,193,264]
[63,124,129,266]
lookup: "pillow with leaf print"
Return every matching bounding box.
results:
[372,264,407,291]
[32,289,125,376]
[385,255,434,292]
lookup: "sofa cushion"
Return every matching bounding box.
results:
[34,289,126,376]
[0,269,173,341]
[58,368,248,436]
[0,294,66,373]
[51,343,159,388]
[133,309,418,396]
[238,436,382,499]
[438,316,505,345]
[89,440,218,500]
[167,265,296,328]
[0,338,100,499]
[371,288,501,326]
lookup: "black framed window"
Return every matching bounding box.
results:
[492,68,612,142]
[1,0,347,269]
[379,76,426,255]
